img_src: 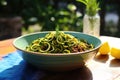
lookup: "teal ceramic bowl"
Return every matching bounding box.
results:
[13,31,101,71]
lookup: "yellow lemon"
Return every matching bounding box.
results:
[99,42,110,55]
[110,47,120,59]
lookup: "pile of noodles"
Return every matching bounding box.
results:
[26,32,94,53]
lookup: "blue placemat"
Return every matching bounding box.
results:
[0,51,93,80]
[0,51,45,80]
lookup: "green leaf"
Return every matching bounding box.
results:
[77,0,100,16]
[56,25,59,37]
[76,0,87,5]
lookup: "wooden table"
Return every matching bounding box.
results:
[0,38,16,57]
[0,36,120,80]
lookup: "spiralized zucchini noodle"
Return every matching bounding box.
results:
[26,31,94,53]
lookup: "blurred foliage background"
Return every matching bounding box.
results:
[0,0,120,40]
[0,0,83,32]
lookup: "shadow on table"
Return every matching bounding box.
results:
[109,59,120,67]
[23,63,93,80]
[94,54,109,63]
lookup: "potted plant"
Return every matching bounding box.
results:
[77,0,100,37]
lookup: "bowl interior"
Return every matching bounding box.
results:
[13,31,101,54]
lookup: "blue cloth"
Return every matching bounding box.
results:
[0,51,91,80]
[0,51,45,80]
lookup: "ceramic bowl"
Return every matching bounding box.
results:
[13,31,101,71]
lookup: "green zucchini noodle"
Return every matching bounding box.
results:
[26,31,94,53]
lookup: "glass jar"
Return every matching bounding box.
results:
[83,13,100,37]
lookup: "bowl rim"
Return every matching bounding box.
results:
[13,31,102,56]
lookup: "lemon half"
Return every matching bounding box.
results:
[99,42,110,55]
[110,47,120,59]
